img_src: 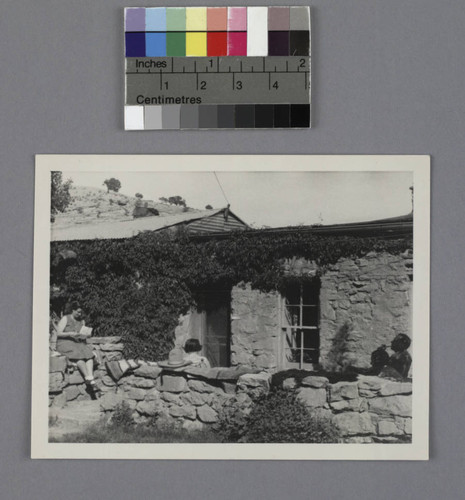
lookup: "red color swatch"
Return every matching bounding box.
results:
[227,32,247,56]
[207,32,227,56]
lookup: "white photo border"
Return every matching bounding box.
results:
[32,155,430,460]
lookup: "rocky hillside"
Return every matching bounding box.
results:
[53,185,197,228]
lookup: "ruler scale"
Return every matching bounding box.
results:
[124,6,311,130]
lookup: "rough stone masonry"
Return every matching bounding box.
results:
[49,339,412,443]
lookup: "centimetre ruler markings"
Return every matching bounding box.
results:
[125,56,310,105]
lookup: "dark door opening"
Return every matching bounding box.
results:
[195,289,231,367]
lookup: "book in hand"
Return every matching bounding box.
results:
[76,325,93,340]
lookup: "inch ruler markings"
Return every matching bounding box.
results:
[126,56,310,105]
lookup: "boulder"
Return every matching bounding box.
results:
[159,375,187,393]
[99,392,125,411]
[99,343,124,352]
[329,381,359,401]
[136,400,163,417]
[49,355,67,373]
[221,382,237,394]
[357,376,383,397]
[145,388,161,401]
[160,391,181,403]
[68,371,85,385]
[379,381,412,396]
[282,377,297,390]
[378,420,403,436]
[197,405,218,423]
[63,385,81,401]
[333,412,375,436]
[300,376,329,389]
[296,388,327,408]
[125,377,156,389]
[368,395,412,418]
[126,388,147,401]
[187,379,216,393]
[181,391,212,407]
[237,372,271,398]
[133,365,162,379]
[169,405,196,420]
[49,372,66,393]
[330,398,366,413]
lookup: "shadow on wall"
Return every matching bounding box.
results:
[325,322,352,372]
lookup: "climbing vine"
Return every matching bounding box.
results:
[50,228,412,360]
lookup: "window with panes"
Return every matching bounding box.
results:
[281,281,320,367]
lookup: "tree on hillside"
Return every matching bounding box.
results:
[103,178,121,193]
[51,172,73,222]
[135,193,143,199]
[205,204,213,210]
[167,195,186,207]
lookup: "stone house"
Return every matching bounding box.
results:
[174,213,413,373]
[52,209,413,374]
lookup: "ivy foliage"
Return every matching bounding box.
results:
[50,228,411,360]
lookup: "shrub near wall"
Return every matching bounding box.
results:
[51,229,412,360]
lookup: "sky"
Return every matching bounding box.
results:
[65,171,413,228]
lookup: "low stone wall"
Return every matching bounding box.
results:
[50,338,411,443]
[98,367,270,430]
[285,374,412,443]
[49,336,125,407]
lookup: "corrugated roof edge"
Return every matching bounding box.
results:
[50,207,248,242]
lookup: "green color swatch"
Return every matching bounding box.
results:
[166,7,186,31]
[167,32,186,56]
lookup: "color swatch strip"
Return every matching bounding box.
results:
[125,6,310,57]
[125,103,310,129]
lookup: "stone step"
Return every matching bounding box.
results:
[49,400,106,440]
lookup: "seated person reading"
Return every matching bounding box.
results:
[55,302,100,394]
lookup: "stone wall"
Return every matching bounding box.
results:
[282,374,412,443]
[99,367,270,431]
[174,250,412,373]
[230,284,280,371]
[319,250,413,371]
[49,338,411,443]
[49,336,125,407]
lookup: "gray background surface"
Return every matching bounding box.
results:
[0,0,464,499]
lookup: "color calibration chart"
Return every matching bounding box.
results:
[124,6,311,130]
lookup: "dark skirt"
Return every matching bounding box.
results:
[56,339,94,360]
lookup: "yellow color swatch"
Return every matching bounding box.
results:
[186,7,207,31]
[186,32,207,56]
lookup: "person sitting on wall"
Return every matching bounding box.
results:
[379,333,412,380]
[183,339,211,370]
[370,344,390,375]
[55,302,101,395]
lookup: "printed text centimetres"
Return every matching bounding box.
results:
[136,95,202,104]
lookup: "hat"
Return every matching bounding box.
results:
[158,346,191,369]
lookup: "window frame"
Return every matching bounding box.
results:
[280,281,320,368]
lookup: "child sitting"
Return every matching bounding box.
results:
[183,339,211,370]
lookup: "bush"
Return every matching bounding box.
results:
[215,389,340,443]
[214,401,250,443]
[110,402,135,430]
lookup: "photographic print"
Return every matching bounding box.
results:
[32,155,429,459]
